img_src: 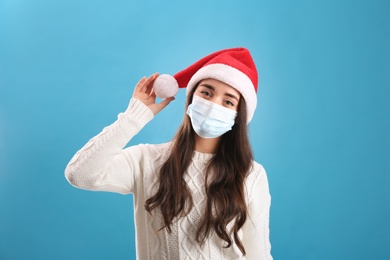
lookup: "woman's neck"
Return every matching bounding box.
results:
[194,134,220,154]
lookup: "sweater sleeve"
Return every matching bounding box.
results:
[64,98,154,195]
[242,164,272,260]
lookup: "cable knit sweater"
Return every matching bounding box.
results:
[65,98,272,260]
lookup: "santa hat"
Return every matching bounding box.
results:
[153,47,258,123]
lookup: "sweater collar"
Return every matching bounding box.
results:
[193,150,214,162]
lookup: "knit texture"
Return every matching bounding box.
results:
[65,98,272,260]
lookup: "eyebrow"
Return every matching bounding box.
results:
[199,83,240,102]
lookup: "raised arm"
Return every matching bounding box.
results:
[64,73,174,194]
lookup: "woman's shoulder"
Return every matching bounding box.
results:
[244,161,269,198]
[142,142,172,153]
[248,161,267,180]
[127,142,172,161]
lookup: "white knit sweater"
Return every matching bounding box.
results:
[65,98,272,260]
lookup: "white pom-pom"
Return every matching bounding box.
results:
[153,74,179,98]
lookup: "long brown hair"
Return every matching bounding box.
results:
[144,83,253,255]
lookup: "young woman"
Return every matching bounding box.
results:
[65,47,272,259]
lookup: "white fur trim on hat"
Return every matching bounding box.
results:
[186,63,257,123]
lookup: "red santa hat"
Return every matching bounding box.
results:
[153,47,258,123]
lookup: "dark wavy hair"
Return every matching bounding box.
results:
[144,81,253,255]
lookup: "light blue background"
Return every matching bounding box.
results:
[1,0,389,259]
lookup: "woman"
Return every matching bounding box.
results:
[65,47,272,259]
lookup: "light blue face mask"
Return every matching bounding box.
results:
[186,95,238,139]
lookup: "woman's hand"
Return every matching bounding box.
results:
[133,73,175,115]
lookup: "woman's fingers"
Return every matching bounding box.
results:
[134,76,146,94]
[158,96,175,109]
[132,73,174,115]
[149,97,175,115]
[145,73,158,95]
[134,73,158,95]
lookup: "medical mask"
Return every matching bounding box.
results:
[186,95,237,139]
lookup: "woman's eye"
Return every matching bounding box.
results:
[201,91,211,97]
[225,100,234,106]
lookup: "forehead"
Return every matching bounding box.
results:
[198,78,241,96]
